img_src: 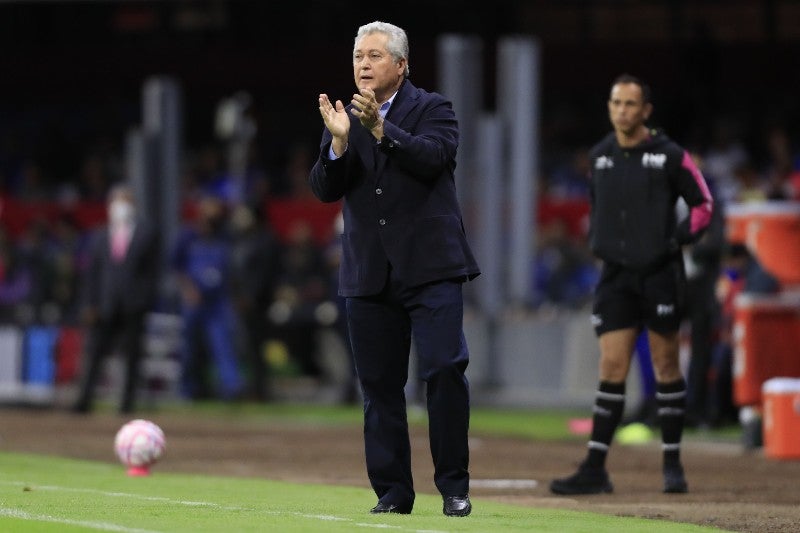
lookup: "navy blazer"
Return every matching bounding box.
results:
[309,79,480,297]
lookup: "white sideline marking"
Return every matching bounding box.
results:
[471,479,538,489]
[0,507,161,533]
[1,481,248,511]
[354,525,448,533]
[0,481,449,533]
[293,513,349,521]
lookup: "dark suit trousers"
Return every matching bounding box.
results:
[346,273,470,506]
[75,309,146,413]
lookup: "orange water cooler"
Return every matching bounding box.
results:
[727,201,800,410]
[762,378,800,459]
[726,201,800,286]
[733,293,800,406]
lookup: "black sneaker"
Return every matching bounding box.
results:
[550,462,613,495]
[663,462,688,493]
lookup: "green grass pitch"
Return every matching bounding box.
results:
[0,405,732,532]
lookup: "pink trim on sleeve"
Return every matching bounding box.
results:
[682,151,713,234]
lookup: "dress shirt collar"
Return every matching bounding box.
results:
[379,92,397,118]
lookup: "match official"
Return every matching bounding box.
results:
[550,73,714,495]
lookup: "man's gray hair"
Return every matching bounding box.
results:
[354,21,410,77]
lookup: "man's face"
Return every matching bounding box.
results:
[608,82,652,136]
[108,190,135,224]
[352,32,405,101]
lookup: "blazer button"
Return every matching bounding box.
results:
[375,188,383,195]
[379,218,386,226]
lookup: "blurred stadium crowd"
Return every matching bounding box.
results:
[1,102,798,412]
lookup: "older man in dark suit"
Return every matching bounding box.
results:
[310,21,480,517]
[73,183,160,414]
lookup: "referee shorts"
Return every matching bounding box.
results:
[590,256,686,336]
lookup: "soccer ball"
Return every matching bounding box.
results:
[114,419,166,476]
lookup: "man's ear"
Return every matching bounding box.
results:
[643,102,654,121]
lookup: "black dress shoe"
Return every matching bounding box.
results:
[370,501,412,514]
[443,495,471,517]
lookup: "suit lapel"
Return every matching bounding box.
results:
[374,80,419,177]
[121,223,144,263]
[384,80,417,124]
[351,116,378,174]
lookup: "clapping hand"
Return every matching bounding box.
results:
[351,88,381,131]
[318,93,350,156]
